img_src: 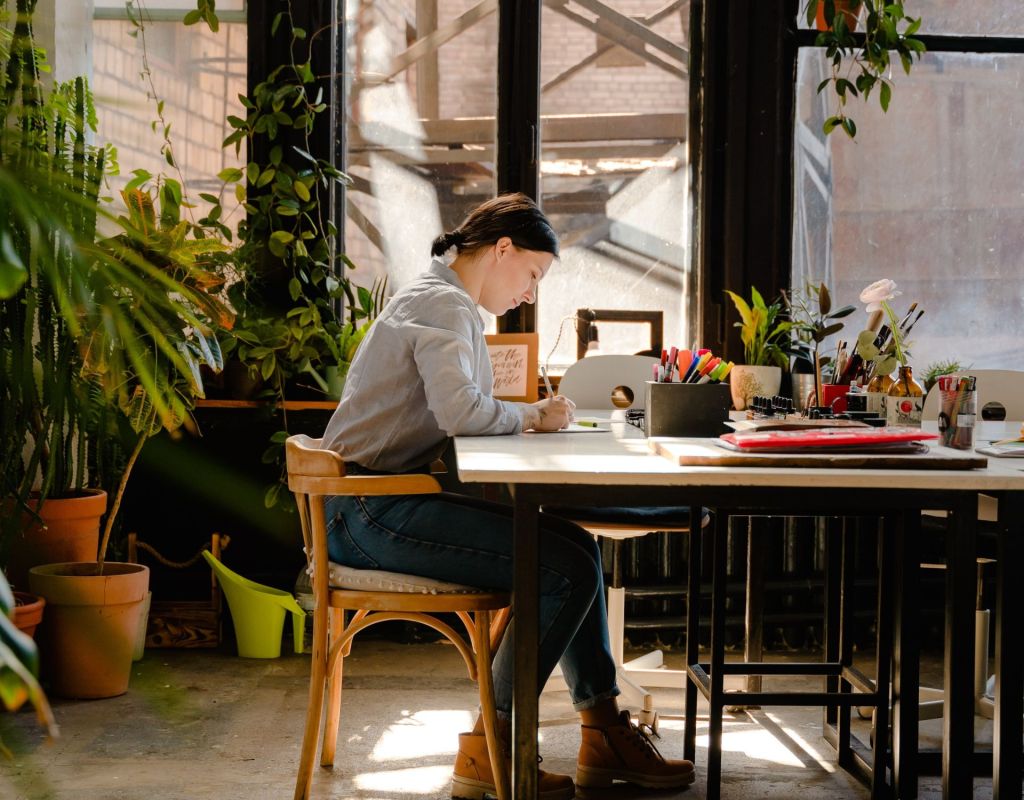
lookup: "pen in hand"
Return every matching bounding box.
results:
[541,364,554,398]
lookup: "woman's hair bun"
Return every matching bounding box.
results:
[430,230,464,257]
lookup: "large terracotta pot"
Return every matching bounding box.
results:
[12,591,45,639]
[28,562,150,699]
[5,490,107,590]
[728,365,782,411]
[815,0,861,31]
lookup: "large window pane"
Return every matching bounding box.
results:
[92,18,247,221]
[539,1,691,369]
[344,1,497,301]
[793,49,1024,370]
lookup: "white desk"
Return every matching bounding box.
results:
[454,415,1024,800]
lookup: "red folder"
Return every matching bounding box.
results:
[719,427,937,452]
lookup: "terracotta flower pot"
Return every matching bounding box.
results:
[12,591,45,639]
[5,489,107,590]
[28,562,150,699]
[815,0,861,31]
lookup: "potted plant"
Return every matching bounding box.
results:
[724,287,794,410]
[1,10,229,698]
[783,282,856,408]
[804,0,926,138]
[1,570,56,744]
[26,180,229,699]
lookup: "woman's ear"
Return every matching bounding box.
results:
[494,236,513,258]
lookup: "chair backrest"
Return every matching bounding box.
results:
[557,354,659,410]
[922,369,1024,421]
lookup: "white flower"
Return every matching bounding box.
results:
[859,278,901,312]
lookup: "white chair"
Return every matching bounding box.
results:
[546,355,706,724]
[556,353,657,411]
[918,369,1024,721]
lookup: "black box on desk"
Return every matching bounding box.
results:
[644,381,732,437]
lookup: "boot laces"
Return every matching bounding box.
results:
[610,717,665,762]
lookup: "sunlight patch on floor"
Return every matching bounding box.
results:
[698,724,806,768]
[353,765,454,794]
[369,709,471,762]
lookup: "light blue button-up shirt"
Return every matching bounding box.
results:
[321,260,526,472]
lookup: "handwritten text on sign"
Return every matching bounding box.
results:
[489,344,528,398]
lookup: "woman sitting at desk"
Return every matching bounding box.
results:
[320,194,695,798]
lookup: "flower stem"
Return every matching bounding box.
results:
[881,300,907,366]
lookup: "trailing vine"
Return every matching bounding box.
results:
[805,0,926,138]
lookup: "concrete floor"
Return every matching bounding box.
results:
[0,640,998,800]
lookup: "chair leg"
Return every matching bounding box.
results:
[294,600,330,800]
[475,610,510,800]
[320,607,345,767]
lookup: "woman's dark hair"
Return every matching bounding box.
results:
[430,192,559,259]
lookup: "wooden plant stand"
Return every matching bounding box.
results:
[128,532,228,648]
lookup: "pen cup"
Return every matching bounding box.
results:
[938,377,977,450]
[820,383,851,415]
[644,381,732,438]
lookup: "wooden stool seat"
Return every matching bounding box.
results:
[286,434,511,800]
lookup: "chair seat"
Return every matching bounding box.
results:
[327,562,485,594]
[546,505,708,530]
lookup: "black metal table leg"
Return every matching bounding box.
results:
[943,493,977,798]
[892,509,921,799]
[706,510,729,800]
[823,516,842,733]
[836,517,855,769]
[512,488,540,799]
[994,492,1023,800]
[745,516,766,693]
[872,515,895,798]
[684,503,704,763]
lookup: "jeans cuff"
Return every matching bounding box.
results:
[571,686,621,712]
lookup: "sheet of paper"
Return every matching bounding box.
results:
[525,423,609,434]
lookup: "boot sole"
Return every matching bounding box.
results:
[576,763,697,789]
[452,775,575,800]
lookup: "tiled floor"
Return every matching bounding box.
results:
[0,640,999,799]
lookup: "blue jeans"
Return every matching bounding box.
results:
[324,492,620,717]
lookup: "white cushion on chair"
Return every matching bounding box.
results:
[327,562,483,594]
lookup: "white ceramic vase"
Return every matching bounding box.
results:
[728,365,782,410]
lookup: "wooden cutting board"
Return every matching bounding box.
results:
[651,438,988,470]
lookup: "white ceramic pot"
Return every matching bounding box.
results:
[729,365,782,411]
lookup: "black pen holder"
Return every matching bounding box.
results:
[644,381,732,438]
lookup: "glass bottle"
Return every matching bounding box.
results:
[865,372,893,417]
[886,366,924,427]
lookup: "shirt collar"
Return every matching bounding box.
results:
[428,259,471,295]
[427,259,485,331]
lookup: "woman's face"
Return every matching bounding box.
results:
[478,237,554,316]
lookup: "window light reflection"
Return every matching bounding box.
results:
[368,709,470,762]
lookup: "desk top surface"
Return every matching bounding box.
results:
[453,411,1024,491]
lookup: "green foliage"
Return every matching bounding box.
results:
[203,6,362,401]
[0,562,56,749]
[783,282,856,372]
[196,8,381,507]
[806,0,926,138]
[724,287,794,368]
[0,10,228,566]
[921,359,965,394]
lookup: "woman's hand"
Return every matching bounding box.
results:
[524,395,576,431]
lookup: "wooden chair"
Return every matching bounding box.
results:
[286,434,511,800]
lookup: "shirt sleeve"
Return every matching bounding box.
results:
[407,300,525,436]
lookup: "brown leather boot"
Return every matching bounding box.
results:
[452,732,575,800]
[577,710,696,789]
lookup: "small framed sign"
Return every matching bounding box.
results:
[485,333,539,403]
